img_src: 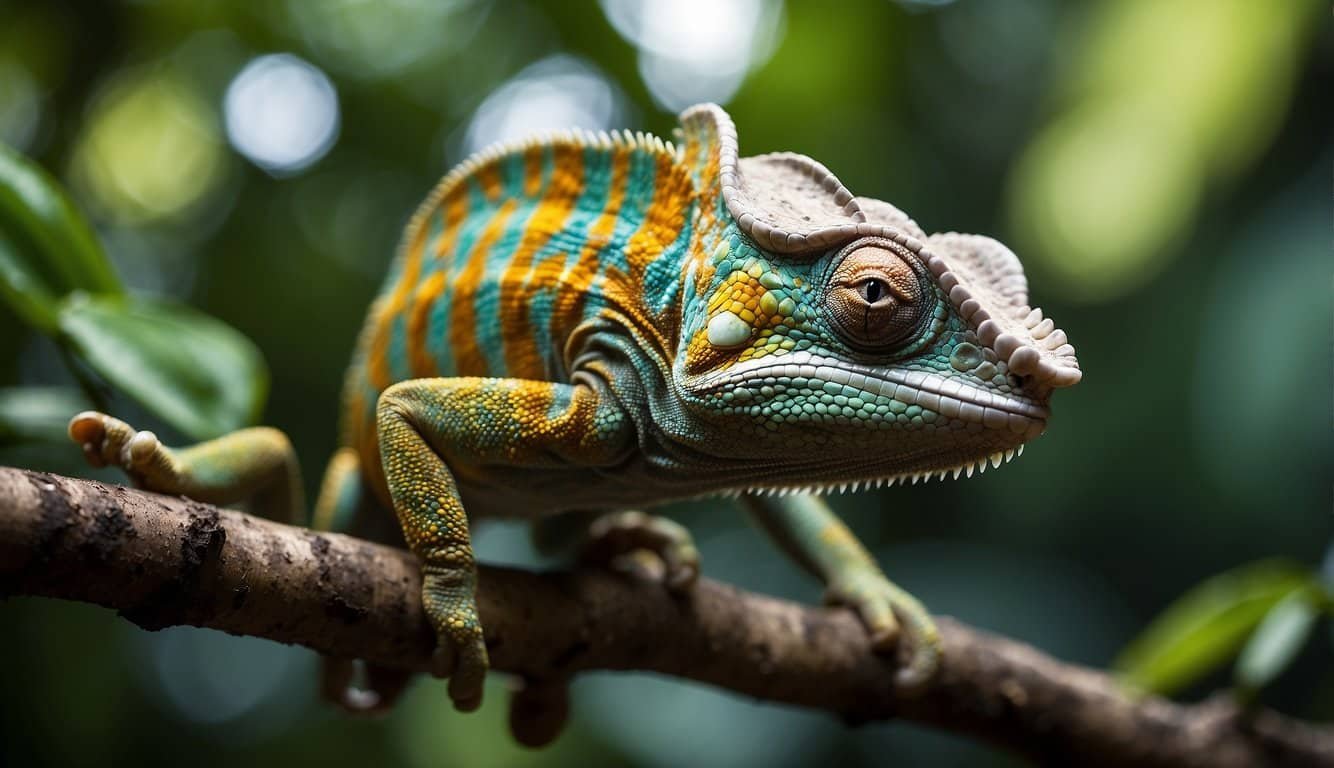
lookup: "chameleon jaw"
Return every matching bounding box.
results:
[688,349,1050,440]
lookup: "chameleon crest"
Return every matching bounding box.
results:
[70,104,1080,735]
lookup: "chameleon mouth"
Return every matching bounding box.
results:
[691,350,1049,433]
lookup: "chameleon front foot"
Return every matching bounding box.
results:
[581,510,700,592]
[825,568,941,691]
[422,567,490,712]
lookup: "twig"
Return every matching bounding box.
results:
[0,467,1330,767]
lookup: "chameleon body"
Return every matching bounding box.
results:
[69,104,1080,727]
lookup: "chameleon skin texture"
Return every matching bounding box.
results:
[70,104,1080,713]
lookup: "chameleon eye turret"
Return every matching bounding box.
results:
[823,237,934,352]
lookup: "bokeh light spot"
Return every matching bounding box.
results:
[1006,0,1316,303]
[71,69,226,225]
[224,54,340,176]
[601,0,784,111]
[1009,106,1198,301]
[283,0,487,80]
[461,55,626,157]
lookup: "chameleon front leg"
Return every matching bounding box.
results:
[376,376,634,712]
[741,493,940,690]
[68,411,304,523]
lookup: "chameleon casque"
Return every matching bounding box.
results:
[67,104,1080,720]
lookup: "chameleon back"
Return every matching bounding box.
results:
[341,133,697,500]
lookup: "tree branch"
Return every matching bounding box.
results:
[0,467,1329,767]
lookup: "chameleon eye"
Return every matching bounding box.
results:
[824,239,932,351]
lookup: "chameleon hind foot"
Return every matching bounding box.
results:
[825,567,941,691]
[580,510,700,592]
[508,677,570,748]
[69,411,177,488]
[321,657,413,715]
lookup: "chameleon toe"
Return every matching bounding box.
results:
[67,411,106,445]
[509,678,571,748]
[893,625,942,693]
[581,510,700,593]
[127,430,159,464]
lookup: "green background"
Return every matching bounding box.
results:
[1,0,1330,765]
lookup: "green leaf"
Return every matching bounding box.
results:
[1234,587,1320,698]
[1113,559,1316,695]
[0,387,92,444]
[57,294,267,441]
[0,226,59,331]
[0,142,122,301]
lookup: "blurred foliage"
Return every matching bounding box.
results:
[1112,559,1327,697]
[0,0,1330,766]
[1008,0,1322,301]
[0,386,87,443]
[0,142,121,329]
[0,141,266,438]
[57,293,267,439]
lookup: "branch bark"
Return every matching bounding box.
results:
[0,467,1329,767]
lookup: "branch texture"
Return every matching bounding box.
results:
[0,467,1329,767]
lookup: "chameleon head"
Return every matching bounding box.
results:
[672,105,1081,488]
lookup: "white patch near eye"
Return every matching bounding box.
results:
[707,311,752,348]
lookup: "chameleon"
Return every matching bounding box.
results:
[67,103,1080,727]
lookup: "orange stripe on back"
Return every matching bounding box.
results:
[499,144,584,378]
[594,150,695,357]
[476,162,503,203]
[406,271,447,377]
[435,193,469,259]
[449,198,520,375]
[553,147,630,339]
[626,152,694,285]
[366,219,430,390]
[523,144,544,198]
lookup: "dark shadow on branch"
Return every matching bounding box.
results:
[0,467,1330,767]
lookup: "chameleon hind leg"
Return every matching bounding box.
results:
[376,376,633,712]
[68,411,302,523]
[514,509,699,747]
[534,509,700,591]
[311,448,415,714]
[741,493,940,690]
